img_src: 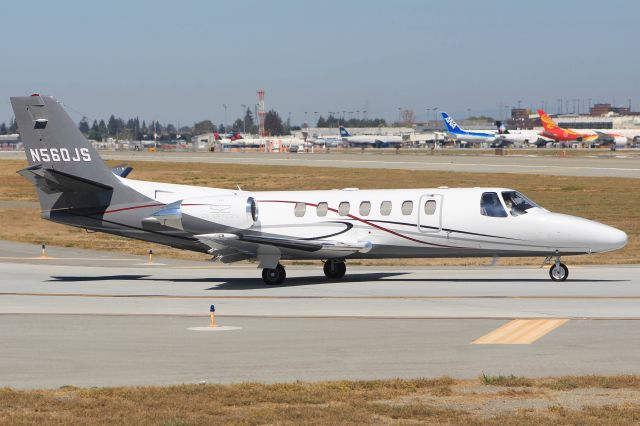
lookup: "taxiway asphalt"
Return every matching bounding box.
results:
[0,242,639,388]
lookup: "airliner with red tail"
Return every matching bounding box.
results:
[537,109,630,148]
[537,109,597,142]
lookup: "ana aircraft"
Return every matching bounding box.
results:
[12,95,628,284]
[339,126,404,148]
[441,112,540,146]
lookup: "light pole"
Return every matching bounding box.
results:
[241,104,246,134]
[222,104,228,130]
[431,107,438,130]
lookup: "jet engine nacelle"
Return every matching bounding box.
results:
[181,194,258,230]
[614,136,628,147]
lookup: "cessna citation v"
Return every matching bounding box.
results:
[12,95,628,284]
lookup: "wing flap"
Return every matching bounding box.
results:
[195,232,372,255]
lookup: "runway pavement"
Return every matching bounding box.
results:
[1,241,639,388]
[2,150,640,178]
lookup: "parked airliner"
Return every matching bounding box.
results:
[339,126,404,148]
[12,95,627,284]
[538,109,628,148]
[441,112,540,146]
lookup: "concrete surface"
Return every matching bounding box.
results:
[0,241,639,388]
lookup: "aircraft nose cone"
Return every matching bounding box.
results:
[589,223,628,253]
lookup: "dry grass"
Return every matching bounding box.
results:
[0,158,637,265]
[2,376,640,425]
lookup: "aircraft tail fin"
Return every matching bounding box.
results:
[10,94,147,213]
[11,95,121,186]
[440,112,465,134]
[339,126,351,137]
[537,109,556,131]
[495,121,509,134]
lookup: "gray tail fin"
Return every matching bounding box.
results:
[11,94,147,213]
[11,94,119,186]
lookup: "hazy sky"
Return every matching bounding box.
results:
[1,0,638,126]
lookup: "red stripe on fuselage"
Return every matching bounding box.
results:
[257,199,453,248]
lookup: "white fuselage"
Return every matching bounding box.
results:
[120,178,628,261]
[342,134,403,146]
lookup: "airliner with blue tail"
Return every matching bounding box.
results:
[440,112,498,144]
[441,112,541,146]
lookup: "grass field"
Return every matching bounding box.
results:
[2,375,640,425]
[0,158,637,265]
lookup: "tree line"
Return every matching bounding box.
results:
[0,118,18,135]
[0,109,388,140]
[315,115,387,128]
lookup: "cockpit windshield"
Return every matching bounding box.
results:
[501,191,538,216]
[480,192,508,217]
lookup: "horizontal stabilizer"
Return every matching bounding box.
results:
[112,164,133,178]
[17,165,113,194]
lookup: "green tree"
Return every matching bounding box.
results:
[88,120,102,141]
[98,120,107,136]
[231,118,244,133]
[0,122,6,135]
[78,117,90,134]
[9,118,18,133]
[193,120,216,134]
[107,115,125,137]
[264,110,285,136]
[244,108,255,133]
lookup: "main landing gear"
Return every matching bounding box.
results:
[548,257,569,281]
[323,259,346,280]
[262,263,286,285]
[260,260,348,285]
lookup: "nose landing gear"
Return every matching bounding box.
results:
[549,257,569,281]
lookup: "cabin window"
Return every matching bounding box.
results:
[359,201,371,216]
[294,202,306,217]
[501,191,538,216]
[338,202,350,216]
[380,201,392,216]
[480,192,507,218]
[401,200,413,215]
[316,202,328,217]
[424,200,437,215]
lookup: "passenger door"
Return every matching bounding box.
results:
[418,194,443,233]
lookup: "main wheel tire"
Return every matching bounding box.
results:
[323,260,346,279]
[549,263,569,281]
[262,264,286,285]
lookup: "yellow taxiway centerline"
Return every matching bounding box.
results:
[472,318,569,345]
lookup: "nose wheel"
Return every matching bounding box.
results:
[262,263,286,285]
[324,259,346,280]
[549,261,569,281]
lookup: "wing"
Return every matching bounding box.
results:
[195,232,372,263]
